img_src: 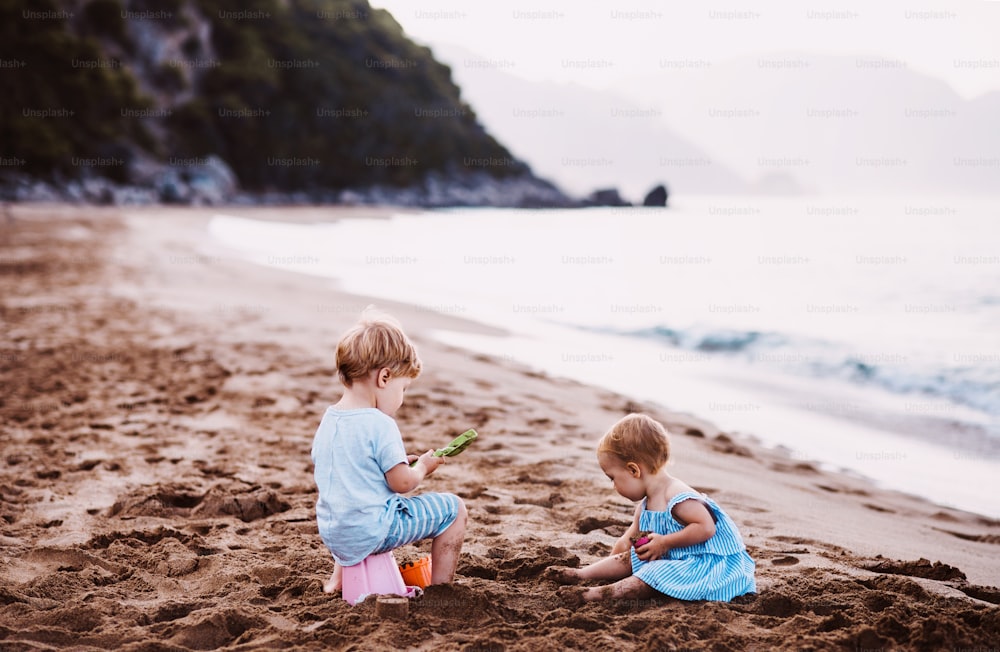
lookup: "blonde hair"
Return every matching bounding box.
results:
[335,310,421,387]
[598,413,671,473]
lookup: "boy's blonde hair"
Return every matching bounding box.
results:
[598,413,671,473]
[336,311,421,387]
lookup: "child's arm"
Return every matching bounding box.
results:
[610,504,643,556]
[384,449,443,494]
[635,499,716,562]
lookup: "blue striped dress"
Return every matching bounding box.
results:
[629,491,756,601]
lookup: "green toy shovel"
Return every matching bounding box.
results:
[410,429,478,466]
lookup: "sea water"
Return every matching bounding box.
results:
[207,197,1000,517]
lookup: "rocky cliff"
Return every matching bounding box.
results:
[0,0,570,206]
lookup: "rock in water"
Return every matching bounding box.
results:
[643,184,669,206]
[587,188,630,207]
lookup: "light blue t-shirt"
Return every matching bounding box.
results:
[311,407,408,566]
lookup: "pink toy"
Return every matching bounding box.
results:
[342,551,420,606]
[631,530,653,549]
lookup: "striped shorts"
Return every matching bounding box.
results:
[372,493,461,553]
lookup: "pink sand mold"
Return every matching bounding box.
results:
[342,551,421,606]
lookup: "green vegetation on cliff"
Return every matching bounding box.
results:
[1,0,528,191]
[1,0,154,181]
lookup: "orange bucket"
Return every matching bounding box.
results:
[398,556,432,589]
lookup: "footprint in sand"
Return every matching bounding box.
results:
[816,483,870,497]
[165,610,261,649]
[711,434,755,458]
[771,555,800,566]
[108,484,290,523]
[458,484,488,500]
[195,488,290,522]
[575,515,629,534]
[863,557,966,581]
[108,487,206,519]
[152,600,208,623]
[513,492,565,509]
[936,529,1000,545]
[152,538,200,577]
[458,555,500,580]
[958,585,1000,605]
[75,459,102,471]
[769,461,819,474]
[753,592,802,617]
[863,503,896,514]
[86,526,194,550]
[587,542,610,556]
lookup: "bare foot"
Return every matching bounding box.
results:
[322,567,342,593]
[543,566,580,585]
[557,586,587,608]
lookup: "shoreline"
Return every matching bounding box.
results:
[1,205,997,650]
[205,206,1000,520]
[433,325,1000,519]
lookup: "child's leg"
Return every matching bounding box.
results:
[560,576,656,607]
[373,493,467,585]
[430,499,467,585]
[546,550,632,584]
[322,561,342,593]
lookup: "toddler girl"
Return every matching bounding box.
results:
[547,413,755,604]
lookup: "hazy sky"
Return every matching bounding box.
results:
[371,0,1000,100]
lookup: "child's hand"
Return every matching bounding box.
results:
[634,533,669,562]
[415,449,443,475]
[387,451,442,494]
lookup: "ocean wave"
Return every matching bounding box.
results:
[593,324,1000,420]
[836,359,1000,421]
[635,325,787,353]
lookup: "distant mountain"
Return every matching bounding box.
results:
[423,43,1000,197]
[607,53,1000,195]
[1,0,566,203]
[430,43,748,201]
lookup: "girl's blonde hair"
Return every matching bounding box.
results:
[336,310,421,387]
[597,413,671,473]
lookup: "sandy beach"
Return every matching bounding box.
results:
[1,205,998,651]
